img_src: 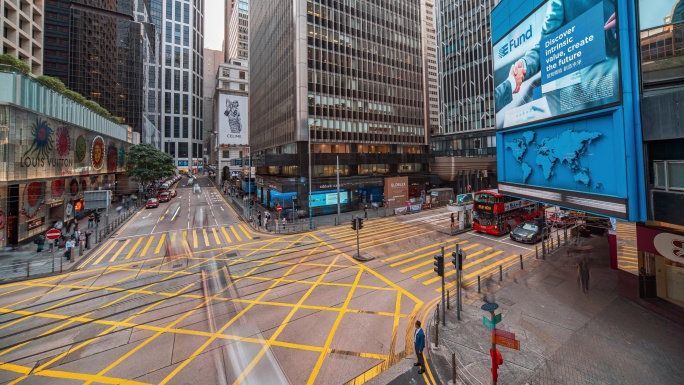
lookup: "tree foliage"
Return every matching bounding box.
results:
[126,144,176,186]
[0,54,31,74]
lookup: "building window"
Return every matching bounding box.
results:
[358,164,389,175]
[178,142,188,158]
[313,165,349,177]
[654,161,684,190]
[222,150,230,158]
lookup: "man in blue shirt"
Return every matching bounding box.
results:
[413,320,426,374]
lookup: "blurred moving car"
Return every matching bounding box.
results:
[193,184,200,193]
[510,221,549,244]
[158,192,171,202]
[146,198,159,209]
[170,189,177,198]
[548,211,576,228]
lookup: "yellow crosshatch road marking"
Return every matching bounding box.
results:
[93,240,118,265]
[202,229,210,247]
[221,226,232,243]
[182,230,187,239]
[230,225,242,242]
[382,241,456,263]
[403,243,476,275]
[212,227,221,244]
[109,239,130,262]
[423,249,503,285]
[190,230,197,248]
[154,233,167,254]
[125,237,143,260]
[140,235,155,257]
[440,253,521,292]
[239,224,253,240]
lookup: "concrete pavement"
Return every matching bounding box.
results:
[398,233,684,385]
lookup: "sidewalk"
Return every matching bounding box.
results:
[420,234,684,384]
[0,206,141,282]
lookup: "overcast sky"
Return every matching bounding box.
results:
[204,0,225,50]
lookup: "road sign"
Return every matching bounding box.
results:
[276,205,283,212]
[46,229,61,240]
[493,328,515,340]
[84,190,111,210]
[493,334,520,350]
[482,313,502,329]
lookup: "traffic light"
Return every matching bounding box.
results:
[434,254,444,277]
[358,218,364,230]
[452,250,463,270]
[351,218,357,230]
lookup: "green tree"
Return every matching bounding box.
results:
[126,144,176,188]
[0,54,31,74]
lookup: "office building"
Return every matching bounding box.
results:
[161,0,205,173]
[431,0,499,193]
[420,0,439,137]
[203,48,223,170]
[1,0,43,75]
[250,0,430,216]
[42,0,160,144]
[225,0,248,61]
[213,59,249,184]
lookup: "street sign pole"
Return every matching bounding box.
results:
[336,155,341,225]
[441,246,446,326]
[456,243,460,321]
[356,218,360,259]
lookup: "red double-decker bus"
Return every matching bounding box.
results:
[472,190,545,235]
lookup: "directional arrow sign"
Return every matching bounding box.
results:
[493,334,520,350]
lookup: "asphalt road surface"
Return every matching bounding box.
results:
[0,179,573,385]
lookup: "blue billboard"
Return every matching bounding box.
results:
[493,0,646,221]
[493,0,620,129]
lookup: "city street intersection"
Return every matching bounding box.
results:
[0,179,585,385]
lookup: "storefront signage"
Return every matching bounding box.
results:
[384,177,409,209]
[410,204,422,212]
[27,217,45,230]
[46,200,63,208]
[394,207,407,215]
[637,226,684,265]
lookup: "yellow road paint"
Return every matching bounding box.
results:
[361,233,423,250]
[403,243,476,274]
[238,224,253,240]
[221,226,232,243]
[154,233,167,254]
[93,241,118,265]
[382,241,455,263]
[440,253,519,292]
[183,230,187,239]
[171,232,177,241]
[230,225,243,242]
[211,227,221,245]
[202,229,210,247]
[140,235,155,257]
[109,239,130,262]
[192,230,198,248]
[423,249,503,285]
[125,237,143,260]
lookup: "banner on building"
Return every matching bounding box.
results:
[218,94,248,146]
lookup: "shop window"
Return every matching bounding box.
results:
[653,161,684,190]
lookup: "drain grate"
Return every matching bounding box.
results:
[173,264,182,268]
[252,237,260,240]
[225,252,237,258]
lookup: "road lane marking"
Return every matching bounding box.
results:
[230,226,242,242]
[171,206,180,221]
[125,237,143,260]
[141,236,155,257]
[422,249,502,285]
[154,233,166,254]
[202,229,210,247]
[402,243,476,274]
[221,227,232,243]
[212,228,221,245]
[93,241,118,265]
[109,239,130,262]
[192,230,198,248]
[238,224,253,240]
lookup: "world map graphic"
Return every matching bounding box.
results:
[504,130,602,187]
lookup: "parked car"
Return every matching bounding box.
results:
[510,221,549,244]
[158,192,171,202]
[548,211,576,228]
[146,198,159,209]
[170,189,177,198]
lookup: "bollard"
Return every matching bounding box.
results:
[536,245,539,259]
[564,229,568,245]
[499,265,503,281]
[60,255,63,273]
[557,234,560,249]
[26,261,30,278]
[478,275,481,293]
[447,290,450,309]
[452,352,457,384]
[520,254,523,269]
[435,311,439,348]
[436,303,439,323]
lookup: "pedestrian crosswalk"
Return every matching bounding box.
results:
[617,221,638,273]
[88,224,254,266]
[321,217,537,292]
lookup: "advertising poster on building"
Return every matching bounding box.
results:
[218,94,248,146]
[384,177,408,208]
[493,0,620,129]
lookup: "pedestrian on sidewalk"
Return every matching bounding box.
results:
[35,234,46,252]
[364,204,368,219]
[65,237,75,261]
[450,213,455,228]
[257,211,262,230]
[577,256,591,294]
[413,320,425,374]
[88,212,95,228]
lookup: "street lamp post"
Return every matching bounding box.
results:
[248,146,252,220]
[308,121,316,230]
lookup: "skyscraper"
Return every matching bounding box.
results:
[250,0,430,215]
[1,0,43,75]
[161,0,205,173]
[225,0,248,61]
[431,0,499,193]
[43,0,160,143]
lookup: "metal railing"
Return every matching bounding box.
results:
[0,252,71,282]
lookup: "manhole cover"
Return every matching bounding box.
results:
[252,237,260,240]
[131,265,138,268]
[542,275,565,287]
[225,252,237,258]
[173,264,182,268]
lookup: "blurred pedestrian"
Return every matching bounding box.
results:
[364,204,368,219]
[88,212,95,228]
[413,320,425,374]
[577,256,591,294]
[257,211,262,230]
[35,234,45,252]
[65,237,75,261]
[450,213,455,228]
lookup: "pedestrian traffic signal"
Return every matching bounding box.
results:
[451,250,463,270]
[434,255,444,277]
[358,218,364,230]
[351,218,357,230]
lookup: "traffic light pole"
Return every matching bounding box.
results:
[441,246,446,326]
[456,244,461,321]
[356,218,360,259]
